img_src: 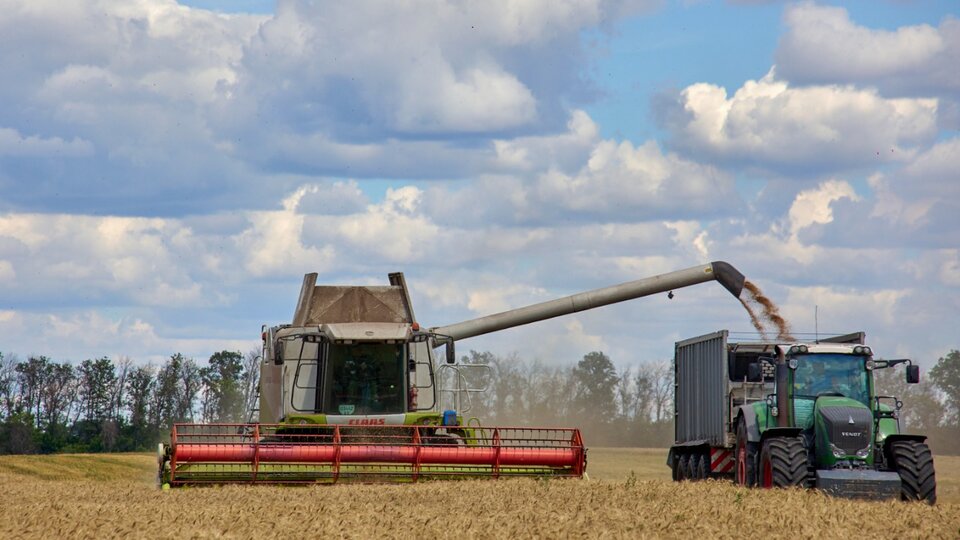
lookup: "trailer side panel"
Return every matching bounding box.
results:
[674,331,728,447]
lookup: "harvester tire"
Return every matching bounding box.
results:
[677,454,689,481]
[891,440,936,504]
[758,437,807,489]
[734,419,756,487]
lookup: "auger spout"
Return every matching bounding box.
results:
[432,261,745,342]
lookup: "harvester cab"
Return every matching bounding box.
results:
[159,261,748,487]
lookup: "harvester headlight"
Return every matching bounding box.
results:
[854,346,864,354]
[798,345,808,353]
[865,359,875,371]
[830,443,847,459]
[788,358,798,370]
[789,346,799,354]
[855,447,870,459]
[863,347,872,356]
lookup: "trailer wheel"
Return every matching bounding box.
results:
[734,419,756,487]
[684,453,698,480]
[678,454,690,481]
[695,453,708,480]
[891,440,936,504]
[758,437,807,488]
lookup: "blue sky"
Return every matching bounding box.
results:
[0,0,957,372]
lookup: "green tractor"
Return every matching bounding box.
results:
[733,343,935,502]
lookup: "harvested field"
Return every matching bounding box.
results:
[2,449,959,539]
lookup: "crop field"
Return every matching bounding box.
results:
[1,449,959,538]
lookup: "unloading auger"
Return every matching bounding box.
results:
[157,262,745,486]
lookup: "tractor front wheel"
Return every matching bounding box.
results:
[891,440,936,504]
[734,419,756,487]
[758,437,807,488]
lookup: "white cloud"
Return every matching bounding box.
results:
[776,4,960,96]
[661,70,938,172]
[0,127,93,157]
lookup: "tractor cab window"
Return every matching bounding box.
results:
[792,354,870,406]
[325,343,405,415]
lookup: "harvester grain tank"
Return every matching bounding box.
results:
[158,262,746,486]
[668,330,935,503]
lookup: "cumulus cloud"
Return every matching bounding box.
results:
[776,4,960,97]
[796,137,960,250]
[426,112,739,226]
[658,70,939,173]
[0,127,94,157]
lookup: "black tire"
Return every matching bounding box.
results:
[734,419,756,487]
[670,451,681,482]
[677,454,689,481]
[759,437,808,488]
[684,453,698,480]
[891,440,936,504]
[695,453,708,480]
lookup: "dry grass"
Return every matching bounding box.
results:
[1,449,958,539]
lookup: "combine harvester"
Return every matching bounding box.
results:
[668,331,936,502]
[158,262,745,486]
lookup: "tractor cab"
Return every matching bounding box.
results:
[764,343,923,488]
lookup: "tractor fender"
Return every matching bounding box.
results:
[882,433,928,457]
[736,406,762,443]
[758,427,803,445]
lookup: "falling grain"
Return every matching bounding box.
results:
[740,280,794,341]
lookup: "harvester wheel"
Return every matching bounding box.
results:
[695,454,708,480]
[677,454,689,481]
[890,440,936,504]
[734,419,756,487]
[758,437,807,489]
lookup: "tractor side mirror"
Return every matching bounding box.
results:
[445,340,456,364]
[906,364,920,384]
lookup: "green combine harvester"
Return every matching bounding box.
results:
[669,331,936,503]
[158,262,747,486]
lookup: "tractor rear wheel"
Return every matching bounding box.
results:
[891,440,936,504]
[758,437,807,488]
[734,419,756,487]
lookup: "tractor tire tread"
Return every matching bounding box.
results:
[891,441,936,504]
[763,437,807,488]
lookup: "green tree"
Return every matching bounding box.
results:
[77,357,117,422]
[930,350,960,427]
[200,351,245,423]
[571,351,619,424]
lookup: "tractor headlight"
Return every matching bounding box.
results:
[788,358,798,370]
[865,359,875,371]
[830,443,847,459]
[855,446,870,459]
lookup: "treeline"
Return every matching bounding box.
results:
[1,347,957,455]
[444,351,677,447]
[0,351,259,454]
